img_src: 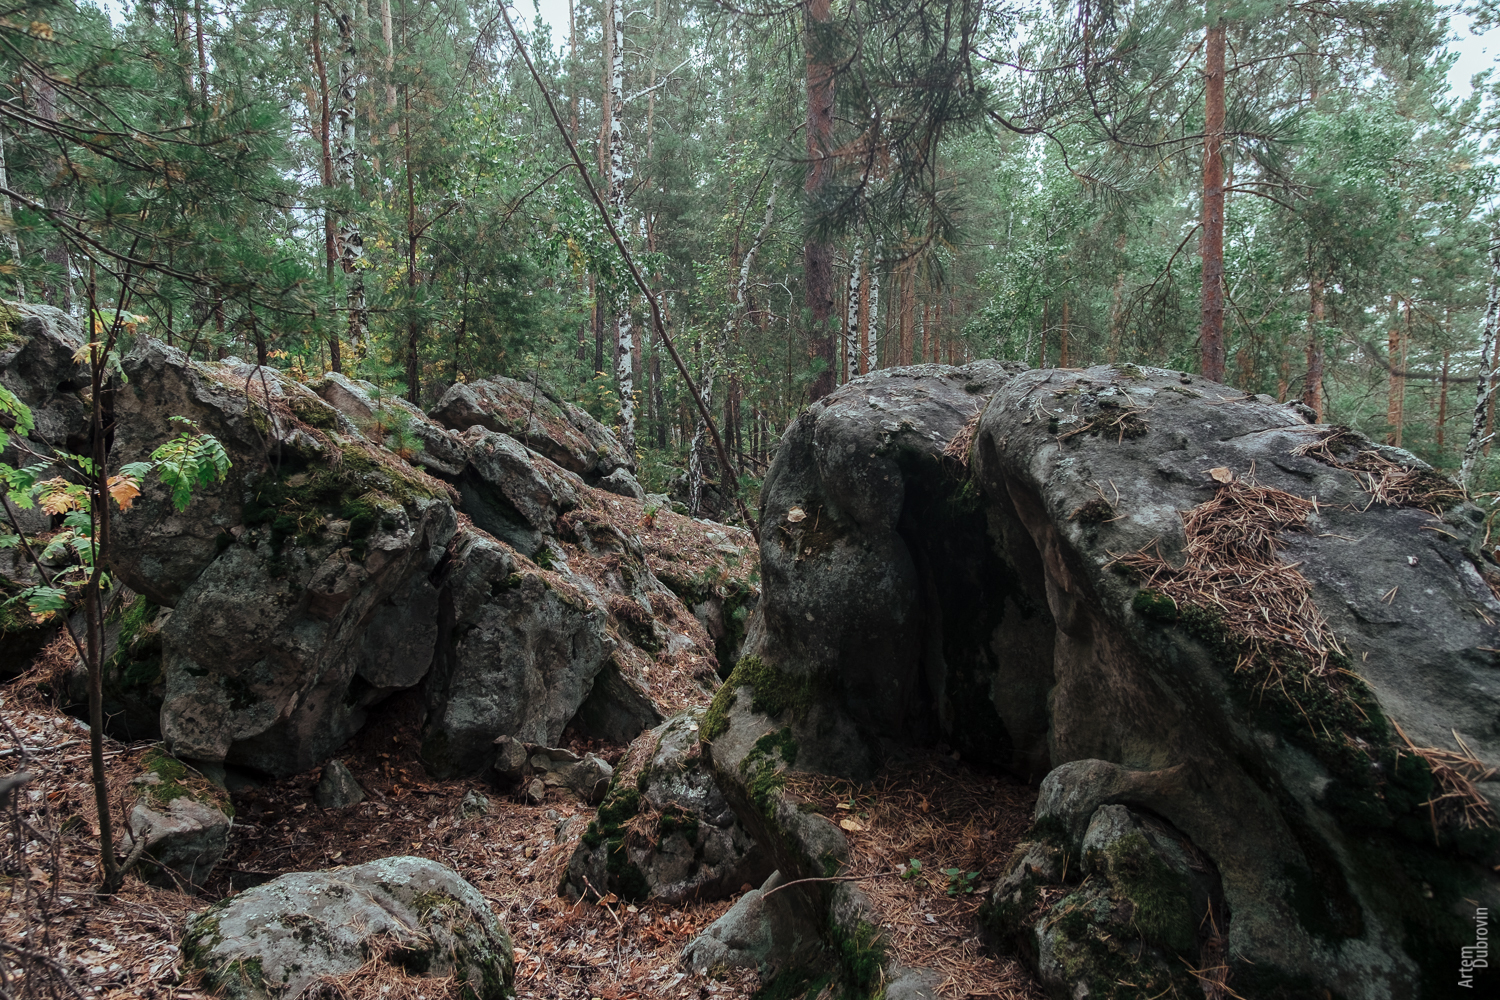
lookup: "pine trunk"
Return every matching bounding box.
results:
[804,0,836,399]
[0,126,23,300]
[312,7,341,372]
[1387,295,1405,446]
[1304,278,1325,421]
[1199,20,1227,382]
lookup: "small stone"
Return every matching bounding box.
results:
[526,778,546,803]
[458,790,490,818]
[314,759,365,809]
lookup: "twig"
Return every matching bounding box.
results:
[759,871,895,900]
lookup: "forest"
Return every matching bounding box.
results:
[0,0,1496,514]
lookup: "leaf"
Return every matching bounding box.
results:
[839,817,865,832]
[108,474,142,510]
[786,506,807,523]
[1208,467,1235,484]
[35,478,86,515]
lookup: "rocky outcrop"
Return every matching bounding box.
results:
[562,709,769,904]
[2,312,757,783]
[181,856,513,999]
[429,375,633,482]
[700,361,1500,998]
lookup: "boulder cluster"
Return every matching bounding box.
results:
[7,300,1499,998]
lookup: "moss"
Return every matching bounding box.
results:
[656,803,700,845]
[1094,831,1196,955]
[751,727,799,768]
[287,394,343,431]
[1113,363,1146,380]
[141,748,193,805]
[753,969,836,1000]
[701,680,738,741]
[830,918,886,999]
[743,757,787,820]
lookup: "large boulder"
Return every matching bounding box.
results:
[562,709,770,904]
[419,524,611,779]
[429,375,633,481]
[181,856,513,1000]
[713,361,1500,998]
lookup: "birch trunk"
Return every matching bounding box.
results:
[690,186,776,513]
[0,126,23,300]
[336,5,367,348]
[845,248,862,380]
[866,246,880,368]
[608,0,635,455]
[1462,242,1500,490]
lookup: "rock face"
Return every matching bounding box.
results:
[429,375,633,482]
[181,856,513,1000]
[563,709,770,904]
[702,362,1500,998]
[1,313,757,782]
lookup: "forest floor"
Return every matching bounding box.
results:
[1,683,1043,1000]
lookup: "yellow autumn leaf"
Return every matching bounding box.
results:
[839,816,866,833]
[36,478,81,515]
[107,475,141,511]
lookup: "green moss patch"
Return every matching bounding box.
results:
[703,655,838,741]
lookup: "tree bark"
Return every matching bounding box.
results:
[1386,295,1406,446]
[0,125,24,300]
[804,0,836,399]
[312,7,341,372]
[1439,349,1450,454]
[1303,277,1324,421]
[1060,300,1071,368]
[1199,19,1227,383]
[336,4,367,348]
[608,0,634,455]
[845,248,862,380]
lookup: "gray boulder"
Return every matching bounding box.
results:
[419,525,611,778]
[680,870,822,974]
[313,759,364,809]
[429,375,633,481]
[181,856,513,1000]
[563,709,770,904]
[123,752,232,889]
[599,467,646,501]
[455,428,583,556]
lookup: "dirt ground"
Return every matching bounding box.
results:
[1,682,1043,1000]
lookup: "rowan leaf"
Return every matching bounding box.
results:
[108,474,142,510]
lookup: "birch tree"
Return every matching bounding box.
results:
[335,2,366,349]
[609,0,635,454]
[1462,241,1500,490]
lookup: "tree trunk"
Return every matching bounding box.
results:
[1060,300,1071,368]
[846,248,862,380]
[898,258,915,366]
[1039,299,1048,369]
[608,0,635,455]
[1462,242,1500,489]
[804,0,836,399]
[1199,19,1227,383]
[1439,348,1450,455]
[312,7,341,372]
[1386,295,1405,446]
[1304,277,1324,422]
[0,126,24,300]
[336,4,367,348]
[404,85,422,404]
